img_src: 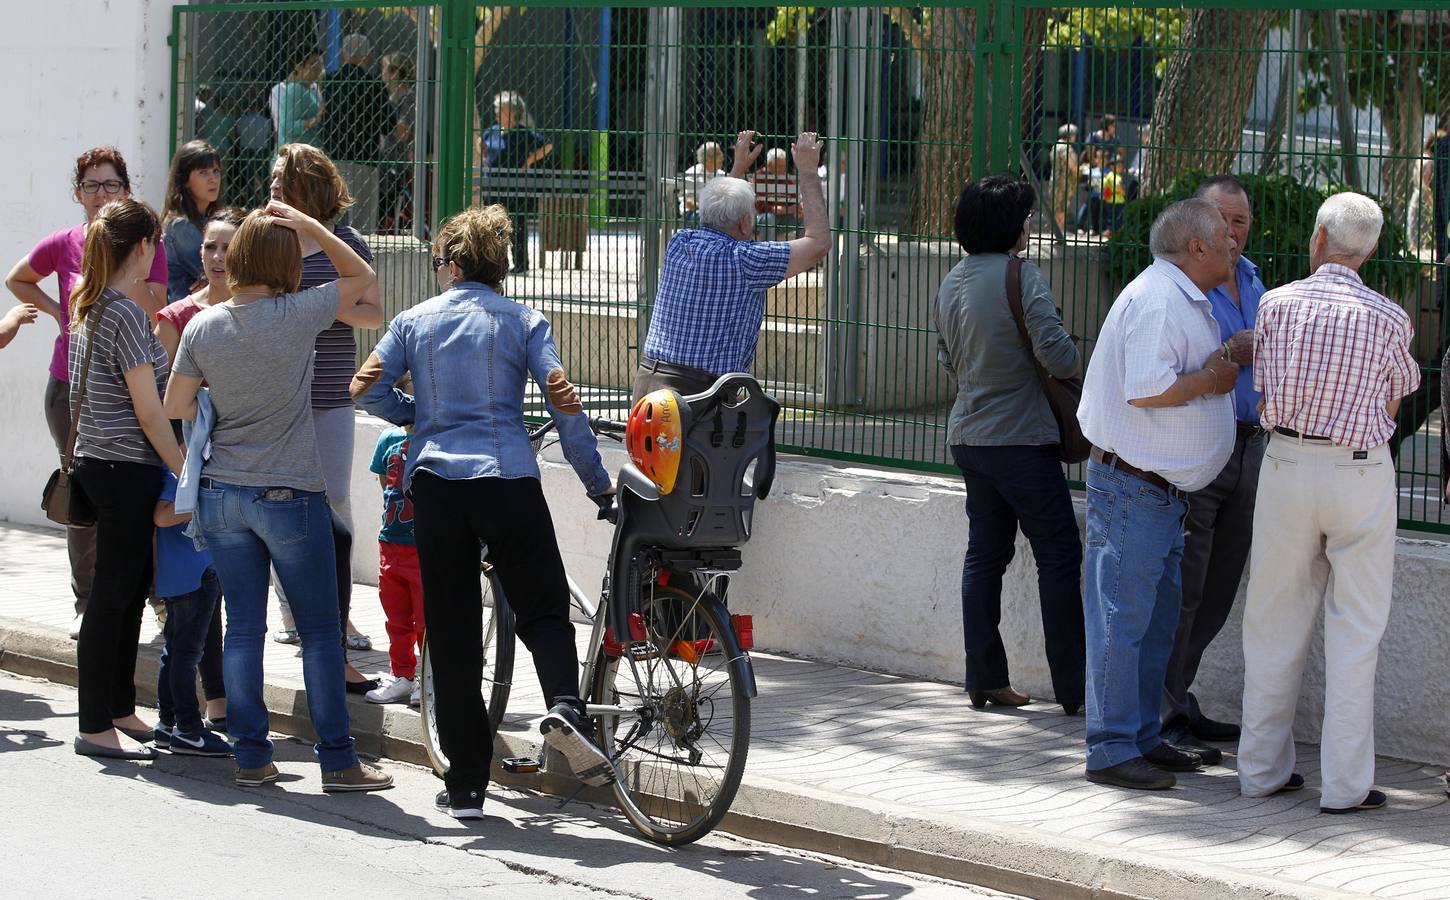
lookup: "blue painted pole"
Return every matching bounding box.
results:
[324,9,341,73]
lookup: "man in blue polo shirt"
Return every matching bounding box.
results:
[1161,175,1266,761]
[633,130,830,402]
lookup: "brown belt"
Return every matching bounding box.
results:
[637,355,717,382]
[1089,446,1186,499]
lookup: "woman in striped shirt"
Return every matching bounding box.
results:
[268,143,383,690]
[69,199,185,761]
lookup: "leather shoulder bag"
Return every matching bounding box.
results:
[42,297,108,526]
[1005,256,1091,464]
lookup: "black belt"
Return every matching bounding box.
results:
[199,477,216,489]
[1236,422,1262,440]
[1089,446,1186,500]
[638,355,717,382]
[1273,426,1331,442]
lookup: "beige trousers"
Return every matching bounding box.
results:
[1238,434,1396,808]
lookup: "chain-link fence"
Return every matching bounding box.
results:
[171,3,1450,533]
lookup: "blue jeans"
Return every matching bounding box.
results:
[1083,460,1187,771]
[951,444,1084,706]
[157,568,223,734]
[197,482,357,771]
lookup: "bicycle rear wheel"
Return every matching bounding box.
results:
[591,584,750,845]
[419,564,515,777]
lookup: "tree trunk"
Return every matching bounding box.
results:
[910,7,976,237]
[1143,9,1273,194]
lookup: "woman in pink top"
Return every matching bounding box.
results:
[3,146,170,633]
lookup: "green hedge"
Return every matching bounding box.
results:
[1102,169,1420,301]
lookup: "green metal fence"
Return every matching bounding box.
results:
[169,2,1450,533]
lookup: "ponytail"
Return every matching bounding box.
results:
[71,199,161,329]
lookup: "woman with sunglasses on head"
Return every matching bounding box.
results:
[67,199,184,761]
[161,140,225,301]
[5,146,170,638]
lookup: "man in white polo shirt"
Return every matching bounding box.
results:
[1076,197,1240,790]
[1238,192,1419,814]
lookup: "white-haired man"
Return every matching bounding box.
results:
[679,142,726,223]
[1076,197,1239,791]
[323,33,391,234]
[634,130,829,401]
[1238,192,1419,814]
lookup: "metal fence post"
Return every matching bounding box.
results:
[435,0,474,221]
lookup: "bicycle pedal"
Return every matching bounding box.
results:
[501,756,540,774]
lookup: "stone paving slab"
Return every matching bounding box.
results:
[3,522,1448,898]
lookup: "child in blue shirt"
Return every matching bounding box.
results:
[365,420,426,706]
[154,469,234,755]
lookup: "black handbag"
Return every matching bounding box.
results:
[41,300,104,527]
[1005,257,1091,464]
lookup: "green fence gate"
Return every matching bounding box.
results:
[170,1,1450,534]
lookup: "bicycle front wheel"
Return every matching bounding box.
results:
[591,584,751,845]
[419,565,515,777]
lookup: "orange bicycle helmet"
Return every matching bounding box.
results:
[626,389,685,495]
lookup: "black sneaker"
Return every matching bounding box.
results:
[539,701,617,787]
[1086,758,1175,790]
[435,787,485,820]
[1143,743,1204,772]
[1161,724,1223,766]
[169,728,235,757]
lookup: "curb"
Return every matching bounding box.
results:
[0,615,1355,900]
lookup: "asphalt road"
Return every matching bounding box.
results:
[0,672,1017,899]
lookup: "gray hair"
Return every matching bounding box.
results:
[695,141,723,165]
[1149,198,1226,259]
[1058,123,1078,140]
[1315,192,1382,260]
[763,148,788,166]
[492,90,526,116]
[341,33,372,61]
[698,176,755,231]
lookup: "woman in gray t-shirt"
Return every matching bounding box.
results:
[164,201,391,792]
[68,199,185,763]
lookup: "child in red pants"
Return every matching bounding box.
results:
[365,422,425,706]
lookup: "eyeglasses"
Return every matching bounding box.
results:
[79,180,126,195]
[431,256,452,271]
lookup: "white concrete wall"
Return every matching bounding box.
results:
[0,0,175,527]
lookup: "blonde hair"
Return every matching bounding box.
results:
[71,199,160,329]
[226,210,302,294]
[274,143,353,221]
[434,205,512,289]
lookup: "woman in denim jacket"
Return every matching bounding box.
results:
[352,204,616,820]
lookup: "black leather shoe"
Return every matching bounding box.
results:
[1143,743,1203,772]
[346,678,380,695]
[1061,702,1081,717]
[1189,714,1240,742]
[1161,725,1223,766]
[1086,757,1175,790]
[1322,789,1386,814]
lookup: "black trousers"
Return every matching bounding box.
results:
[1163,428,1266,726]
[951,444,1085,706]
[73,459,162,733]
[630,356,718,405]
[200,603,225,701]
[410,472,580,791]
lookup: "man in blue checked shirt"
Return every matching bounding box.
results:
[633,130,830,402]
[1160,175,1266,763]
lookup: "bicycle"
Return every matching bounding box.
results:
[418,373,778,845]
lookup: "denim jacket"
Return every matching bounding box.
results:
[175,387,216,549]
[357,282,611,495]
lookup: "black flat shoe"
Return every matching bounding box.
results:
[1322,789,1386,814]
[205,717,228,734]
[1274,773,1305,794]
[346,678,380,695]
[1061,702,1081,716]
[1086,758,1175,790]
[1161,725,1224,766]
[75,737,157,761]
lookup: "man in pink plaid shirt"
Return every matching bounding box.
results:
[1238,192,1420,815]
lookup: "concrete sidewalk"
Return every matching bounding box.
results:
[2,522,1448,900]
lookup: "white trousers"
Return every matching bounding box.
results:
[1238,435,1396,808]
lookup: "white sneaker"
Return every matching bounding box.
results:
[69,614,83,640]
[365,676,415,705]
[409,683,421,708]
